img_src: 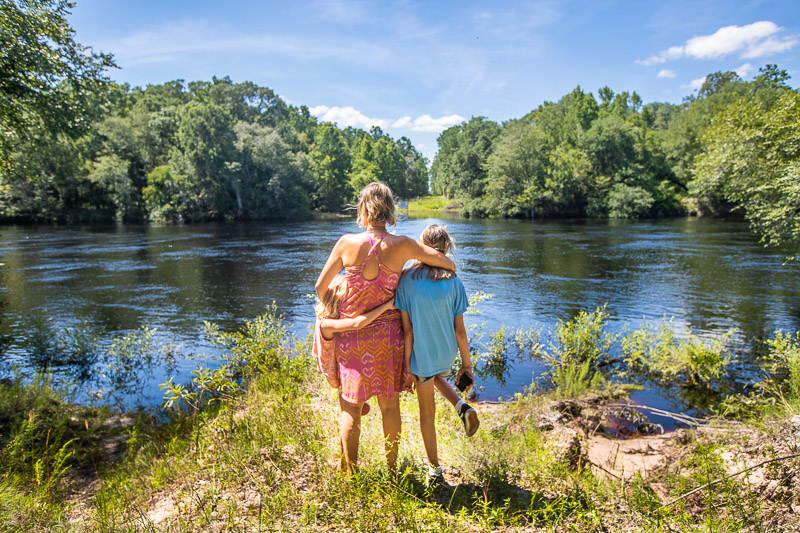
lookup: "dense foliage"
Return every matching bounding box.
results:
[0,2,427,222]
[2,0,798,255]
[0,73,429,222]
[431,67,799,253]
[0,0,114,168]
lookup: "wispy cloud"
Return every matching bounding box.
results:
[682,76,707,91]
[309,106,464,133]
[473,0,562,37]
[735,63,754,78]
[637,21,798,66]
[310,0,370,24]
[657,69,677,78]
[112,20,392,67]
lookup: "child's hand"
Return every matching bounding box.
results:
[456,365,474,392]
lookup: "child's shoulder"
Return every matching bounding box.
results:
[400,264,422,278]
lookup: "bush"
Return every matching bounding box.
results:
[542,306,616,395]
[621,319,735,388]
[606,183,654,218]
[758,330,800,406]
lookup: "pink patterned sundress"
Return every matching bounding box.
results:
[337,233,405,404]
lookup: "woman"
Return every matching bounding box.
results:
[315,182,455,473]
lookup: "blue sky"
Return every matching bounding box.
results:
[69,0,800,160]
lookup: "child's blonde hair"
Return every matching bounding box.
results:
[355,182,397,228]
[316,275,347,319]
[410,224,455,281]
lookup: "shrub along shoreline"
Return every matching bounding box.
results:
[1,306,799,531]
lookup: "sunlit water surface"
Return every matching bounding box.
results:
[1,217,798,427]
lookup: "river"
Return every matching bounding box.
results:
[1,216,798,419]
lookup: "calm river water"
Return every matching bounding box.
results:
[1,217,798,418]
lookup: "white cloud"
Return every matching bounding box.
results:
[309,106,464,134]
[637,21,798,66]
[682,76,707,91]
[735,63,754,78]
[657,69,677,79]
[309,105,390,129]
[391,116,412,128]
[742,35,799,58]
[406,114,465,132]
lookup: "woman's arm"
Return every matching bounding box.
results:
[400,310,415,390]
[320,298,395,337]
[403,237,456,271]
[453,314,474,387]
[315,237,346,300]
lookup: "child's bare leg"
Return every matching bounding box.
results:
[376,395,401,471]
[339,396,363,474]
[416,379,439,468]
[433,375,460,406]
[435,375,480,437]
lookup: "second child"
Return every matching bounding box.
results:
[396,224,480,485]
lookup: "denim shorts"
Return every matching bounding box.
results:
[415,371,450,386]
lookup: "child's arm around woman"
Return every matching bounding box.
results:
[320,298,396,339]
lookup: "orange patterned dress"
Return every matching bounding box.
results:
[336,233,405,403]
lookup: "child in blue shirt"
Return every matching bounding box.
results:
[395,224,480,485]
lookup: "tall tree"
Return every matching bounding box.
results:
[693,90,800,257]
[430,117,500,198]
[0,0,115,166]
[309,123,351,212]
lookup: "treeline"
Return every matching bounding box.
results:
[431,67,798,230]
[0,77,428,223]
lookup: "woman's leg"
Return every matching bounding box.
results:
[376,395,402,471]
[416,379,439,468]
[339,396,364,474]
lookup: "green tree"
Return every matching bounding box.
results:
[310,123,352,211]
[86,154,131,221]
[174,102,236,219]
[693,90,800,257]
[142,165,187,222]
[396,136,429,198]
[430,117,500,198]
[233,121,311,219]
[348,135,381,192]
[483,120,549,217]
[0,0,115,166]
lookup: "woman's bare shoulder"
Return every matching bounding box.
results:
[384,234,413,246]
[336,232,368,247]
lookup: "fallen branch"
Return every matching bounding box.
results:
[660,452,800,509]
[607,403,707,426]
[587,459,624,481]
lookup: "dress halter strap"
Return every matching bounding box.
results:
[363,232,387,265]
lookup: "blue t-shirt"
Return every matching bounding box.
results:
[395,267,468,377]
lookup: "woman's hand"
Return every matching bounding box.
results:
[384,297,396,311]
[403,373,415,392]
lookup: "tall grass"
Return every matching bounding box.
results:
[1,307,798,531]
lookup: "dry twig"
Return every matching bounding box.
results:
[660,452,800,509]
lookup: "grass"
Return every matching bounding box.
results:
[1,310,799,531]
[407,195,462,213]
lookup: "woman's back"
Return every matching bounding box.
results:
[340,232,399,319]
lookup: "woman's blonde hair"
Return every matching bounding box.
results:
[410,224,455,281]
[316,275,347,319]
[355,182,397,228]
